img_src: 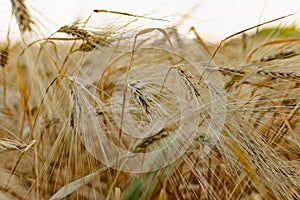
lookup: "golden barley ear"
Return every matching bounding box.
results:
[10,0,34,33]
[57,25,109,52]
[57,25,92,40]
[0,45,9,68]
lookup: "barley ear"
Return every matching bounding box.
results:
[10,0,34,33]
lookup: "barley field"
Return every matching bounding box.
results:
[0,1,300,199]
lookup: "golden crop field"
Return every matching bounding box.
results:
[0,1,299,199]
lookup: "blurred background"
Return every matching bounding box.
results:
[1,0,300,42]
